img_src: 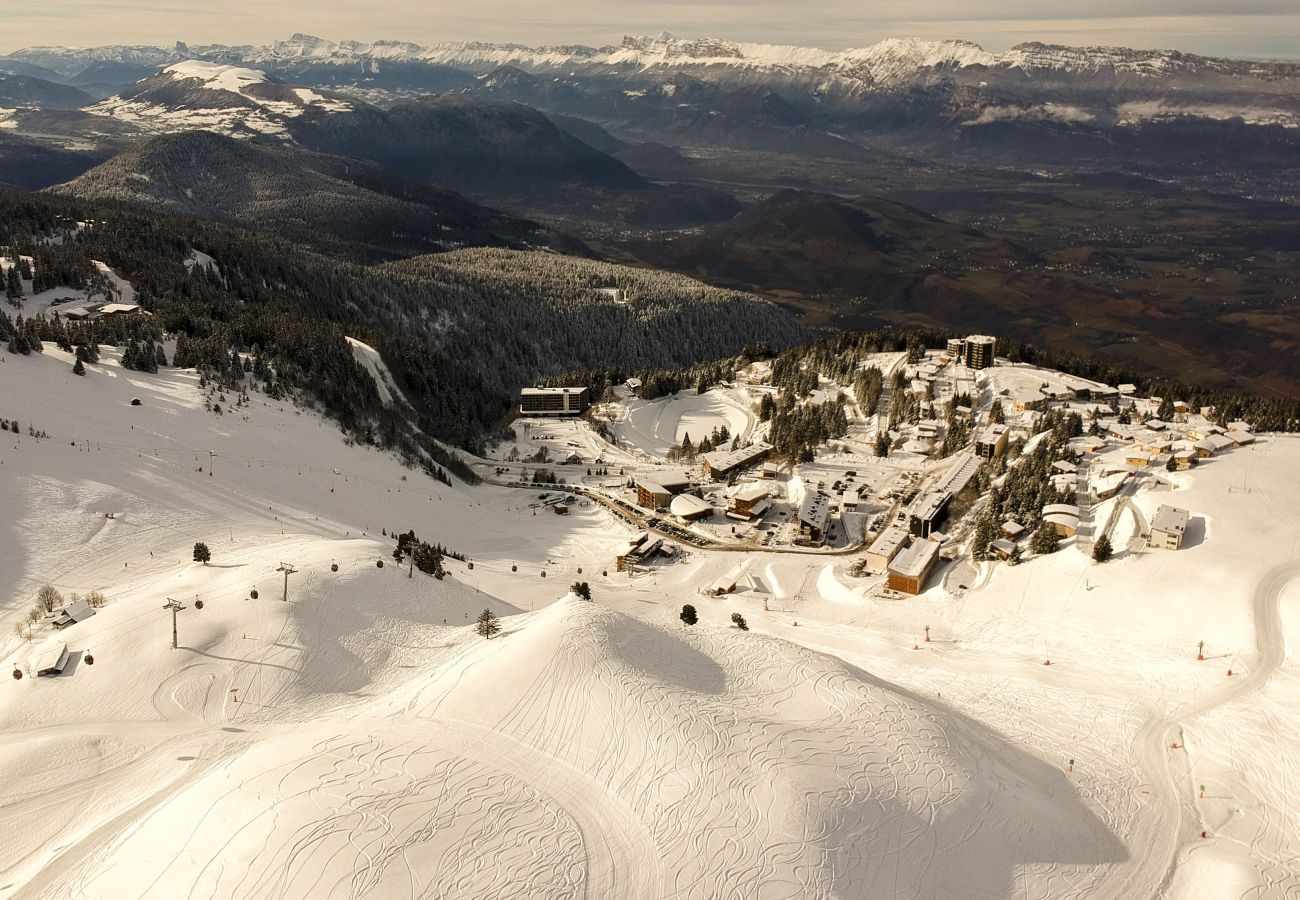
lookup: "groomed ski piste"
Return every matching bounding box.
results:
[1,343,1298,899]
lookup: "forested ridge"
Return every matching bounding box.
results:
[0,190,808,472]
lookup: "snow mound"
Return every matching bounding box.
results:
[162,60,269,93]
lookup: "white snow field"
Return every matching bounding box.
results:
[1,345,1299,898]
[608,389,755,459]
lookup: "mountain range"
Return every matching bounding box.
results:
[55,130,585,260]
[2,32,1297,395]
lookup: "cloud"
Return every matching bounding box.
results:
[964,103,1097,126]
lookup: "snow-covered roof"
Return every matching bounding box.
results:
[1151,504,1190,535]
[1043,503,1080,517]
[1044,512,1080,531]
[701,442,773,475]
[731,483,769,503]
[866,524,910,560]
[889,538,940,578]
[669,494,712,519]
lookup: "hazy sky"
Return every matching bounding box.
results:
[5,1,1300,59]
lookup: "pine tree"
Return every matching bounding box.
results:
[731,612,748,631]
[971,513,999,559]
[570,581,591,600]
[874,431,890,457]
[476,608,501,639]
[680,604,698,626]
[72,358,85,376]
[193,542,212,564]
[1030,521,1061,555]
[1092,535,1113,563]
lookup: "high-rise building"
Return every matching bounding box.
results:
[963,335,996,369]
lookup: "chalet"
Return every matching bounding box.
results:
[1227,421,1253,433]
[1043,513,1080,538]
[1051,460,1077,474]
[519,386,589,417]
[1050,473,1078,493]
[760,462,781,480]
[1093,471,1129,500]
[989,538,1018,560]
[1042,504,1080,536]
[1226,431,1256,447]
[1125,451,1153,468]
[615,533,662,571]
[841,486,863,513]
[887,539,942,594]
[1195,433,1235,458]
[49,601,96,629]
[701,442,773,480]
[35,644,71,677]
[1001,520,1025,541]
[864,524,910,573]
[728,483,771,520]
[797,490,832,546]
[1150,504,1190,550]
[1172,449,1198,470]
[625,377,643,395]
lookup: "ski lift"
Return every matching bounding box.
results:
[195,600,204,610]
[376,559,384,568]
[250,589,259,599]
[12,668,22,680]
[84,652,95,665]
[330,561,339,572]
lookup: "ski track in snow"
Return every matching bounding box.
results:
[0,345,1298,897]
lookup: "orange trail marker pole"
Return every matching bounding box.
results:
[1197,640,1204,661]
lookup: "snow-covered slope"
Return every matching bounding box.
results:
[2,340,1299,897]
[0,345,1113,898]
[88,59,352,137]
